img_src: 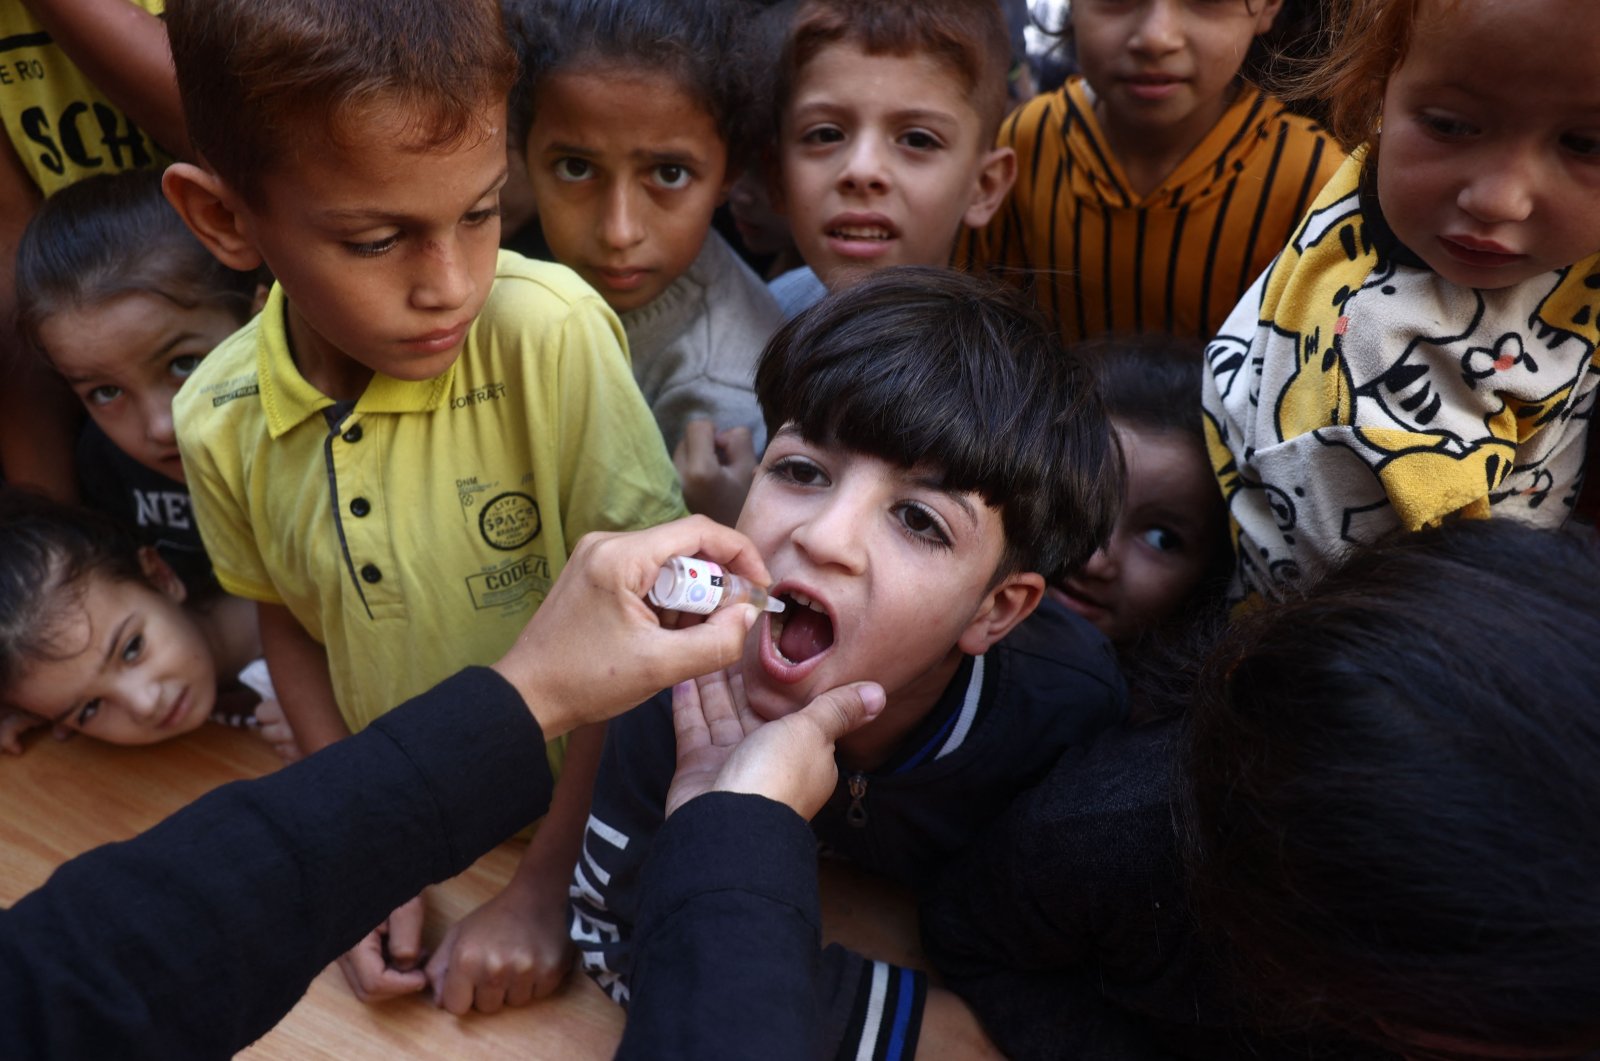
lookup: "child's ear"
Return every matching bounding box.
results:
[957,570,1044,656]
[136,546,189,606]
[162,163,265,272]
[962,145,1018,230]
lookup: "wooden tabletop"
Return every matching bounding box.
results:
[0,721,922,1059]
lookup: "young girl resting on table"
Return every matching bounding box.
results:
[0,492,294,759]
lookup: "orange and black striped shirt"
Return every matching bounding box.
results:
[966,77,1345,343]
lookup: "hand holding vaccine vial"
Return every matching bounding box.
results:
[649,556,786,616]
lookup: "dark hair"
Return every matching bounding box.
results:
[507,0,759,169]
[1186,519,1600,1053]
[775,0,1013,142]
[0,491,146,701]
[1084,334,1204,437]
[13,169,258,358]
[164,0,517,205]
[755,266,1120,578]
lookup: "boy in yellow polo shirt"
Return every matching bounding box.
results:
[163,0,684,1005]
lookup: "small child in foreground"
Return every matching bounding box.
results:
[0,493,290,759]
[970,0,1344,342]
[162,0,684,1005]
[1204,0,1600,600]
[572,268,1128,1059]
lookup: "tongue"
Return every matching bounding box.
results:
[778,607,834,663]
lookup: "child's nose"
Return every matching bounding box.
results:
[1458,155,1536,226]
[144,396,177,447]
[121,678,164,723]
[600,184,647,251]
[838,137,890,196]
[1079,540,1121,582]
[412,237,475,312]
[1129,0,1184,54]
[790,495,868,575]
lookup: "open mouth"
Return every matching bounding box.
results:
[770,590,835,665]
[828,224,894,242]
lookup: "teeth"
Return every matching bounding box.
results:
[830,226,892,241]
[783,591,827,615]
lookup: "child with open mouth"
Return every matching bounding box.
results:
[567,267,1129,1058]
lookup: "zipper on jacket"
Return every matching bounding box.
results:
[846,772,868,827]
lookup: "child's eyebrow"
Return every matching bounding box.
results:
[49,613,132,724]
[544,140,708,167]
[140,332,204,366]
[907,473,979,529]
[101,615,132,669]
[314,169,508,224]
[791,100,961,129]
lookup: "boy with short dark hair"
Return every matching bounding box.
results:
[772,0,1019,299]
[163,0,684,1004]
[572,268,1128,1058]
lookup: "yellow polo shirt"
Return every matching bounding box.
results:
[0,0,172,196]
[175,252,685,739]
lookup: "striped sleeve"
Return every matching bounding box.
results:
[829,953,928,1061]
[965,82,1345,343]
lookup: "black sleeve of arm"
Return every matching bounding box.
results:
[620,792,822,1061]
[0,666,552,1061]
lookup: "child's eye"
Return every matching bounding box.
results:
[1560,132,1600,159]
[344,233,400,258]
[801,124,845,147]
[554,157,593,182]
[121,633,144,662]
[653,164,691,190]
[76,698,102,726]
[86,384,123,406]
[895,501,952,548]
[1416,112,1476,140]
[899,129,944,151]
[169,355,203,380]
[1140,526,1182,552]
[768,455,829,487]
[464,204,502,226]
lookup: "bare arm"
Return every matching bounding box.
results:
[20,0,190,158]
[256,602,350,756]
[0,132,79,501]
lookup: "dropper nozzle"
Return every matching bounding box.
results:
[763,595,786,613]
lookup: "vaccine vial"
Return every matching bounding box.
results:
[649,556,786,616]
